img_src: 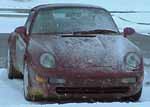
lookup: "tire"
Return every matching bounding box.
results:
[8,49,23,79]
[24,63,32,101]
[24,63,42,101]
[123,88,142,102]
[129,88,142,101]
[8,49,15,79]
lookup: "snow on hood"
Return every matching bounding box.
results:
[29,34,141,71]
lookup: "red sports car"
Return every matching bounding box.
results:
[8,4,144,102]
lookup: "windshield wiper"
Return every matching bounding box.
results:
[60,33,96,37]
[73,29,118,35]
[59,29,117,37]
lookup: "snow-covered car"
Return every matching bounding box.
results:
[8,4,144,102]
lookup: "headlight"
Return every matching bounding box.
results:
[40,53,55,68]
[125,52,141,70]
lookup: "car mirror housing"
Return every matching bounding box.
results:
[15,26,27,36]
[123,27,135,37]
[15,26,29,43]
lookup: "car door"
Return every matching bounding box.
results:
[15,34,27,73]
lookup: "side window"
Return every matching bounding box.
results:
[25,11,35,34]
[31,10,57,33]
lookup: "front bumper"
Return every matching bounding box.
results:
[27,66,143,102]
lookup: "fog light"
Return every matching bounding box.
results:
[29,87,44,98]
[35,75,47,83]
[121,78,136,84]
[49,77,66,84]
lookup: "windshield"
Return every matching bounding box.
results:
[31,7,119,34]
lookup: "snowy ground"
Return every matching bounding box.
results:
[0,0,150,106]
[0,65,150,106]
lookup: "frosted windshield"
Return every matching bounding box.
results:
[31,7,119,34]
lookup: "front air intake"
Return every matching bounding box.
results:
[56,87,129,94]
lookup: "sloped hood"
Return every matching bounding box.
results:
[29,34,141,71]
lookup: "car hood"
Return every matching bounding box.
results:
[29,34,141,71]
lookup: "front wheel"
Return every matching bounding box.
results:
[24,63,32,101]
[129,88,142,101]
[24,63,44,101]
[8,49,23,79]
[123,88,142,102]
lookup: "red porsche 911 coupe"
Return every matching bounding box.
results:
[8,4,144,102]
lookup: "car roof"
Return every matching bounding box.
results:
[31,3,107,12]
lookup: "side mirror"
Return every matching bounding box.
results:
[123,27,135,37]
[15,26,27,36]
[15,26,29,43]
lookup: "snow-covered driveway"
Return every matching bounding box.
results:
[0,65,150,106]
[0,0,150,106]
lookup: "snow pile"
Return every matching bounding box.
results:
[9,102,150,107]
